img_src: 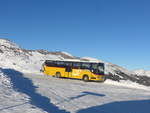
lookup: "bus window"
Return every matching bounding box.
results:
[73,62,81,69]
[91,63,98,70]
[64,62,72,67]
[81,63,91,69]
[45,61,55,67]
[55,61,65,67]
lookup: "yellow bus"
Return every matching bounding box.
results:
[42,60,106,82]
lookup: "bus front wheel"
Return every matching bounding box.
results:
[55,72,61,78]
[82,75,89,82]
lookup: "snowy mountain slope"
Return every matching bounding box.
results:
[0,38,20,49]
[0,38,150,86]
[133,69,150,77]
[0,38,76,73]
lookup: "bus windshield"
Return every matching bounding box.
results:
[91,63,104,75]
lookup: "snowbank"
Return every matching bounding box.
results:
[105,79,150,91]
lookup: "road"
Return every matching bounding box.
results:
[24,73,150,113]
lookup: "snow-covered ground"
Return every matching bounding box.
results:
[0,68,150,113]
[0,69,46,113]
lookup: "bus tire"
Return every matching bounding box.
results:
[55,72,61,78]
[82,75,89,82]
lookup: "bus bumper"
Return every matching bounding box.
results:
[90,75,106,82]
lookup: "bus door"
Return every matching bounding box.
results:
[71,63,82,79]
[65,66,72,78]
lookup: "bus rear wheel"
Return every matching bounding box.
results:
[55,72,61,78]
[83,75,89,82]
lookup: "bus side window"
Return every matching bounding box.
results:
[81,63,91,69]
[73,62,81,69]
[55,61,65,67]
[45,61,54,67]
[64,62,72,67]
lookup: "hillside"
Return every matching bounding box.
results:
[133,69,150,77]
[0,38,150,86]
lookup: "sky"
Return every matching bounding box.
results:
[0,0,150,70]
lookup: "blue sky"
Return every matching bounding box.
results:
[0,0,150,70]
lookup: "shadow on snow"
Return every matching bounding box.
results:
[69,91,105,100]
[56,91,105,105]
[1,68,68,113]
[77,99,150,113]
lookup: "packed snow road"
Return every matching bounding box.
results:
[1,69,150,113]
[24,73,150,113]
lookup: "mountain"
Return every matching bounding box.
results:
[0,38,77,72]
[133,69,150,77]
[0,38,150,86]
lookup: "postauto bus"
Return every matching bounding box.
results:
[42,60,106,82]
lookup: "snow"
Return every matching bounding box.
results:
[61,51,74,57]
[81,57,102,62]
[1,67,150,113]
[0,68,45,113]
[0,68,12,89]
[133,69,150,77]
[0,38,20,49]
[105,79,150,90]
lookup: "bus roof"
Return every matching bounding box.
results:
[45,59,103,64]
